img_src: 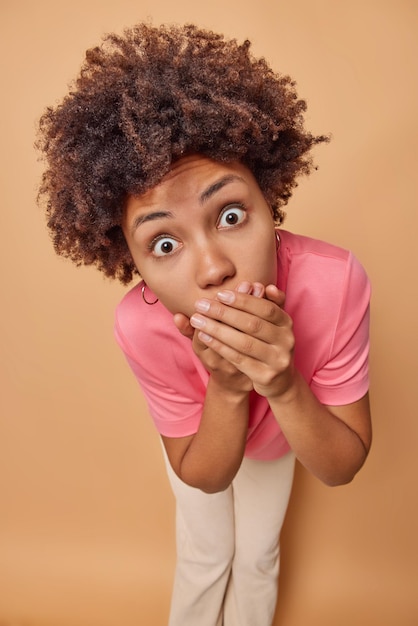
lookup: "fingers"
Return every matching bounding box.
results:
[176,282,294,397]
[173,283,267,339]
[265,284,285,308]
[236,281,265,298]
[191,285,289,341]
[173,312,195,339]
[190,312,292,366]
[189,311,294,398]
[173,312,213,360]
[175,282,291,370]
[190,289,292,366]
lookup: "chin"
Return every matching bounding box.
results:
[163,299,193,319]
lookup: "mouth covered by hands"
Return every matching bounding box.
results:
[173,281,295,399]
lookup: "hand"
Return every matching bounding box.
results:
[174,282,266,395]
[187,283,295,399]
[173,281,264,339]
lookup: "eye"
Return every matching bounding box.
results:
[217,204,246,229]
[151,236,180,257]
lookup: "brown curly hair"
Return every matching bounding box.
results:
[36,22,328,284]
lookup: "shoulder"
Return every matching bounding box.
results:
[278,229,370,297]
[278,228,370,350]
[279,228,352,264]
[278,231,371,397]
[114,281,184,364]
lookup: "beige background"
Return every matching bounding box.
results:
[1,1,417,625]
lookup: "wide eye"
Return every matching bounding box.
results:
[151,236,180,257]
[218,205,246,229]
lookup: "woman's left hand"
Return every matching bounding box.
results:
[185,283,297,400]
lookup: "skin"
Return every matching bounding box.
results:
[122,155,372,492]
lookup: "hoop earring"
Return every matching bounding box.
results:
[141,284,159,305]
[275,231,281,251]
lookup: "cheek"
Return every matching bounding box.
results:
[160,291,196,318]
[124,237,143,275]
[255,233,277,284]
[144,273,195,316]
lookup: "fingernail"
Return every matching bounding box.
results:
[217,290,235,304]
[195,299,210,313]
[199,331,212,342]
[253,283,264,298]
[190,314,206,329]
[236,281,251,293]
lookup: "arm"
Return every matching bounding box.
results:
[267,371,371,486]
[162,291,256,493]
[162,375,250,493]
[186,285,372,486]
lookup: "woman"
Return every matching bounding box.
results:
[37,23,372,626]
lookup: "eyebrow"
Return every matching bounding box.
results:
[199,174,245,204]
[131,174,245,233]
[131,210,174,233]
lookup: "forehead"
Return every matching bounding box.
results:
[128,155,254,209]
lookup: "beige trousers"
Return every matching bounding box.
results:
[163,450,295,626]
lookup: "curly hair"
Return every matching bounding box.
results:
[36,22,328,284]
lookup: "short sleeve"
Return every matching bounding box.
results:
[310,253,371,405]
[114,291,208,437]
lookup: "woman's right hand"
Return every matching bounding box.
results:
[174,282,264,395]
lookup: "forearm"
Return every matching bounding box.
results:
[178,377,250,493]
[269,370,370,486]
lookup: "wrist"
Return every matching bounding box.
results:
[264,368,305,405]
[208,374,251,404]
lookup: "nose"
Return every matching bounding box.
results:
[194,239,236,289]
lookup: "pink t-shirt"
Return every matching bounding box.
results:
[114,230,370,460]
